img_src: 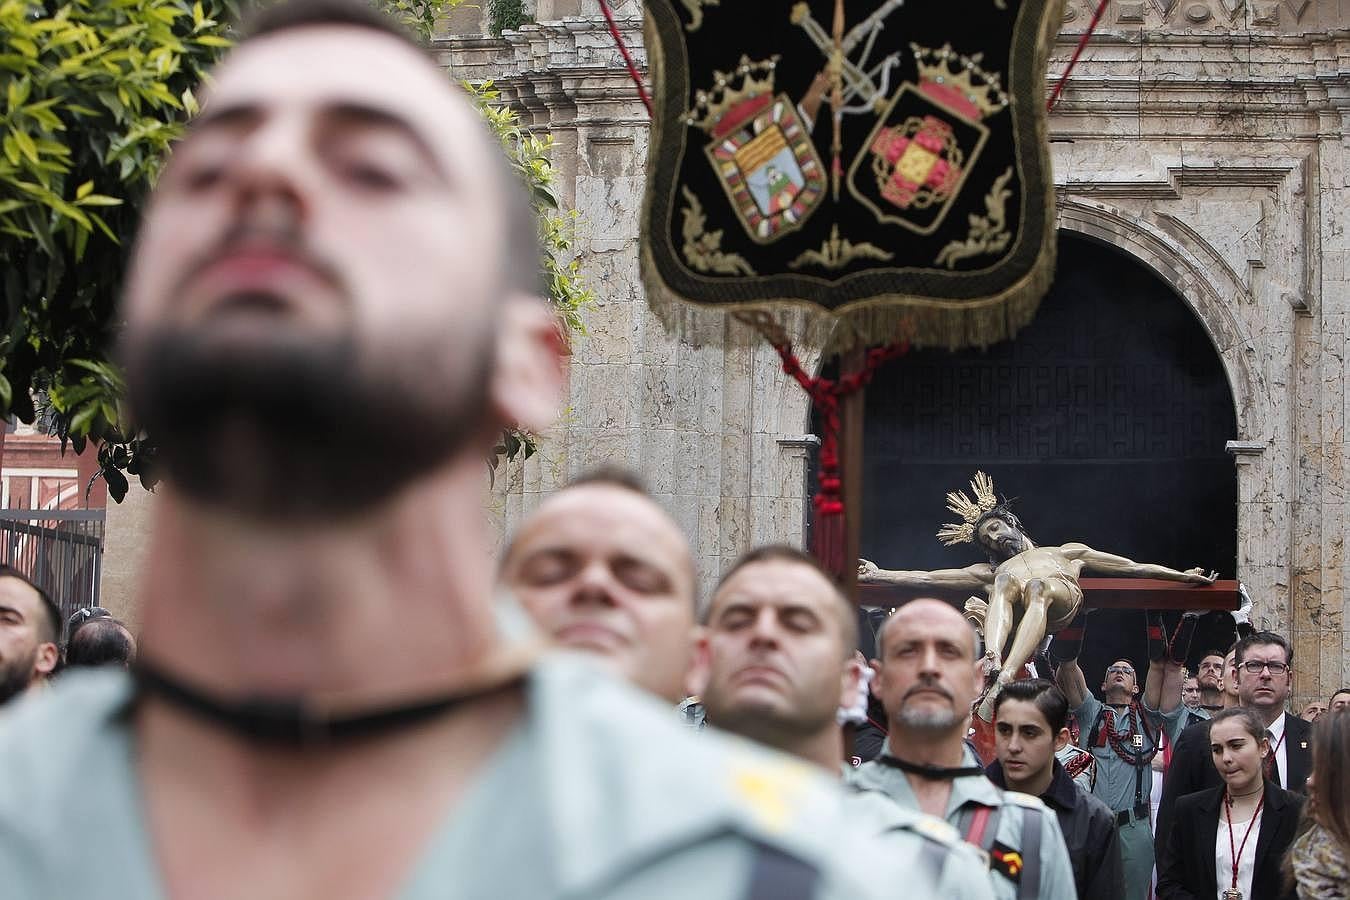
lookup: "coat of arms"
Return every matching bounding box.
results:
[849,44,1007,235]
[686,56,827,243]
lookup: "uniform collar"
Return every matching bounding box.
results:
[1042,760,1081,811]
[534,654,838,895]
[984,758,1077,812]
[857,740,1001,819]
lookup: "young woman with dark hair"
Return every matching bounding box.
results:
[1287,709,1350,898]
[1157,707,1303,900]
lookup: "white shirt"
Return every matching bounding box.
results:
[1215,805,1263,900]
[1267,712,1288,789]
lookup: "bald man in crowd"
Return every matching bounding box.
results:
[499,469,697,703]
[849,599,1076,900]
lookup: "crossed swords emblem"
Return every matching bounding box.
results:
[790,0,905,119]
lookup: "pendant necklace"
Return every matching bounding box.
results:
[1222,786,1265,900]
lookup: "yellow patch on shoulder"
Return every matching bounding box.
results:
[729,757,813,833]
[912,816,960,845]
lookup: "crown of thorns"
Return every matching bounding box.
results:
[937,471,1018,546]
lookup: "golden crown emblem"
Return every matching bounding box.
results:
[910,43,1010,120]
[937,470,1000,546]
[683,55,781,134]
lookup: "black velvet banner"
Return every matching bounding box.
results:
[641,0,1065,350]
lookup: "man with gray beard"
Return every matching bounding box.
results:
[847,599,1075,900]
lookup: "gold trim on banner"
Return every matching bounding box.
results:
[680,186,756,276]
[936,167,1015,269]
[789,225,894,271]
[680,0,718,32]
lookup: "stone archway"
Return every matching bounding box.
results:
[808,230,1242,680]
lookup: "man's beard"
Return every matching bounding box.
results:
[896,706,960,731]
[0,648,36,706]
[704,691,835,750]
[980,534,1025,562]
[894,678,963,731]
[123,318,495,521]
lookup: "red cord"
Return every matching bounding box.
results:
[1047,0,1110,111]
[771,341,907,520]
[598,0,653,115]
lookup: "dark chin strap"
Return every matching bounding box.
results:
[132,661,522,747]
[877,754,985,780]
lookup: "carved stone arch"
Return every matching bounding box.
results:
[772,199,1267,441]
[1055,196,1270,444]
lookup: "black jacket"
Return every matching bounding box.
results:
[1156,712,1311,864]
[986,758,1124,900]
[1156,780,1303,900]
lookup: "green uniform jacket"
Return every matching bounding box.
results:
[0,656,908,900]
[846,745,1077,900]
[844,788,997,900]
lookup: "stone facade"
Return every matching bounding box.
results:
[438,0,1350,704]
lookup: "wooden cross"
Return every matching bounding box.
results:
[857,578,1241,611]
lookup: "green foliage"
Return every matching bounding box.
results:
[486,0,527,36]
[0,0,591,500]
[0,0,240,498]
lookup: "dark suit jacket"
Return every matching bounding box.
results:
[1156,781,1303,900]
[1156,713,1311,864]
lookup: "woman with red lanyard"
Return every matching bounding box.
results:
[1157,708,1303,900]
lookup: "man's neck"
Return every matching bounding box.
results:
[779,727,845,775]
[136,458,511,704]
[887,726,967,768]
[1003,761,1055,799]
[1255,706,1285,729]
[1199,688,1224,708]
[887,726,965,819]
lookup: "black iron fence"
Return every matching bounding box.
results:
[0,509,105,621]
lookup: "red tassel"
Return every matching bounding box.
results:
[769,338,909,579]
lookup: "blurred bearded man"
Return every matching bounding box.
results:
[848,599,1075,900]
[0,566,60,706]
[693,547,995,900]
[0,4,892,899]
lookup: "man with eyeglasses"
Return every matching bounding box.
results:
[1155,631,1310,868]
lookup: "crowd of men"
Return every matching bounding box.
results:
[6,454,1338,899]
[0,1,1343,897]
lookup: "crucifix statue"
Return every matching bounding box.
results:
[857,472,1218,693]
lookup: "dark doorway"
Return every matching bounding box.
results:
[818,231,1239,684]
